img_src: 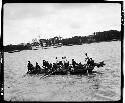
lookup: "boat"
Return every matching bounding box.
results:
[33,49,38,50]
[8,50,21,53]
[8,51,15,53]
[26,61,105,76]
[53,43,63,48]
[53,46,58,48]
[67,44,74,46]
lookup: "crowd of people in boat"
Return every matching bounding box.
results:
[27,53,98,74]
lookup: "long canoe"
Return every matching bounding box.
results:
[27,61,105,76]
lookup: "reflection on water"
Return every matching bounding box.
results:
[4,41,121,101]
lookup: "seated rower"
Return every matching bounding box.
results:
[43,60,46,67]
[53,63,58,71]
[43,60,48,69]
[49,63,52,70]
[46,61,52,72]
[27,61,34,73]
[62,56,67,65]
[89,58,95,67]
[35,62,41,74]
[72,59,77,68]
[87,58,95,73]
[64,60,69,70]
[59,61,63,66]
[78,62,83,69]
[46,61,49,68]
[57,61,63,70]
[55,57,59,64]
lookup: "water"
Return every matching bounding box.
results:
[4,41,121,101]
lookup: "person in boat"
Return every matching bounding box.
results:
[87,58,94,73]
[35,62,41,74]
[89,58,95,67]
[27,61,31,72]
[62,57,64,64]
[78,62,83,69]
[47,61,52,72]
[43,60,46,67]
[85,53,90,62]
[85,53,91,67]
[43,60,48,72]
[52,63,58,71]
[46,61,49,68]
[55,57,59,64]
[43,60,47,68]
[27,61,34,73]
[62,56,67,65]
[48,63,52,69]
[64,59,69,71]
[85,53,95,73]
[56,61,63,70]
[63,57,68,65]
[72,59,77,68]
[59,61,63,66]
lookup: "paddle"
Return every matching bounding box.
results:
[39,69,57,79]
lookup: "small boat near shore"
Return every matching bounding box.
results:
[53,43,63,48]
[8,50,21,53]
[67,44,73,46]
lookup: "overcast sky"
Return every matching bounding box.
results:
[4,3,121,45]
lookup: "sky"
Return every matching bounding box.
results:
[3,3,121,45]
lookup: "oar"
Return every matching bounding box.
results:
[39,69,57,79]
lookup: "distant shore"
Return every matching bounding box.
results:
[4,30,121,53]
[4,40,120,53]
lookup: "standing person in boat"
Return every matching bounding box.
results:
[85,53,95,73]
[85,53,91,66]
[85,53,89,62]
[85,53,91,73]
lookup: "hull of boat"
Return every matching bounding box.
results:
[27,67,93,75]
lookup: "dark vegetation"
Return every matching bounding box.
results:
[4,43,32,52]
[4,30,121,52]
[39,30,121,46]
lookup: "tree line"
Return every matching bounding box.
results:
[4,30,121,52]
[4,43,32,52]
[39,30,121,46]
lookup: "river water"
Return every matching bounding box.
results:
[4,41,121,101]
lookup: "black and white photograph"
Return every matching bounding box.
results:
[3,3,122,101]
